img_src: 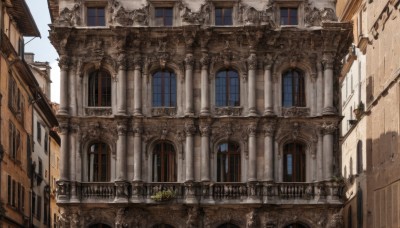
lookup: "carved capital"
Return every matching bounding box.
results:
[263,121,276,137]
[57,122,70,135]
[199,124,211,137]
[117,122,128,135]
[247,53,257,70]
[58,55,70,70]
[184,121,196,136]
[247,124,257,136]
[200,53,210,70]
[185,53,195,70]
[321,122,337,135]
[322,53,334,70]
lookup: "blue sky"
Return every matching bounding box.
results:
[25,0,60,103]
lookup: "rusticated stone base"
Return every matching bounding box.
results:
[57,205,343,228]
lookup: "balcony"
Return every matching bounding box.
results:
[57,181,344,205]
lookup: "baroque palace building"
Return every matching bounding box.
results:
[47,0,352,227]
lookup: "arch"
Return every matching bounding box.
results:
[152,141,177,182]
[87,142,111,182]
[216,142,241,182]
[148,62,184,82]
[282,68,306,107]
[212,137,246,182]
[356,140,363,174]
[88,223,112,228]
[215,69,240,107]
[151,69,177,107]
[283,142,306,182]
[217,223,240,228]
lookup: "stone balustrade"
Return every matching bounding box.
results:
[57,181,344,204]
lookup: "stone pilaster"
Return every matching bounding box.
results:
[199,121,211,181]
[133,121,142,181]
[263,121,276,181]
[117,53,127,115]
[248,53,257,116]
[322,122,337,180]
[185,53,194,116]
[200,53,210,116]
[116,120,127,181]
[133,56,142,116]
[185,120,196,181]
[247,123,257,181]
[264,58,274,116]
[322,53,335,115]
[58,55,70,115]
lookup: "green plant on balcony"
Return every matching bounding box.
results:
[151,189,176,202]
[353,101,365,120]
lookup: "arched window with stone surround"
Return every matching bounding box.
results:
[283,142,306,182]
[215,69,240,107]
[217,223,240,228]
[217,142,241,182]
[152,70,177,107]
[282,69,305,107]
[87,142,111,182]
[88,69,112,107]
[152,142,177,182]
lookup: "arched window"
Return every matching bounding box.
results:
[153,142,176,182]
[215,70,240,107]
[152,224,175,228]
[217,223,240,228]
[89,224,112,228]
[152,70,176,107]
[357,140,363,174]
[88,70,112,107]
[217,142,241,182]
[283,143,305,182]
[88,142,110,182]
[282,69,305,107]
[284,223,308,228]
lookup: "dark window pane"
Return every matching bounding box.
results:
[152,70,176,107]
[217,142,240,182]
[216,70,240,107]
[153,142,176,182]
[88,142,110,182]
[215,8,232,26]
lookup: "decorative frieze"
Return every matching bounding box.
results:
[281,107,311,117]
[214,106,243,116]
[109,1,149,26]
[151,107,177,117]
[85,107,113,116]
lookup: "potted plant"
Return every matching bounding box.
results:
[353,101,365,120]
[151,189,176,202]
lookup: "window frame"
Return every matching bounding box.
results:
[283,143,306,182]
[87,142,111,182]
[152,70,177,108]
[215,69,240,107]
[279,7,299,26]
[86,6,106,26]
[88,69,112,107]
[154,7,174,26]
[152,141,177,182]
[215,7,233,26]
[282,69,306,107]
[216,142,241,182]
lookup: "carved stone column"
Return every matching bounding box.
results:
[264,59,274,115]
[133,57,142,116]
[322,53,335,115]
[59,121,70,181]
[200,53,210,115]
[133,122,142,181]
[248,53,257,116]
[317,129,323,181]
[185,121,196,181]
[69,124,79,202]
[248,123,257,181]
[117,53,127,115]
[322,122,336,180]
[185,54,194,116]
[58,55,69,115]
[116,120,127,181]
[263,121,275,181]
[200,122,211,181]
[317,62,324,116]
[69,61,77,116]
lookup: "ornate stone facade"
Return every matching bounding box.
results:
[48,0,351,227]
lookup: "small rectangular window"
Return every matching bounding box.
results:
[12,180,16,207]
[37,196,42,220]
[32,192,36,216]
[87,7,105,26]
[155,7,173,26]
[39,158,43,177]
[280,7,298,25]
[7,175,11,204]
[44,132,48,153]
[215,7,233,26]
[37,122,41,144]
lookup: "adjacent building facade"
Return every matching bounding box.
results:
[337,0,400,227]
[48,0,352,227]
